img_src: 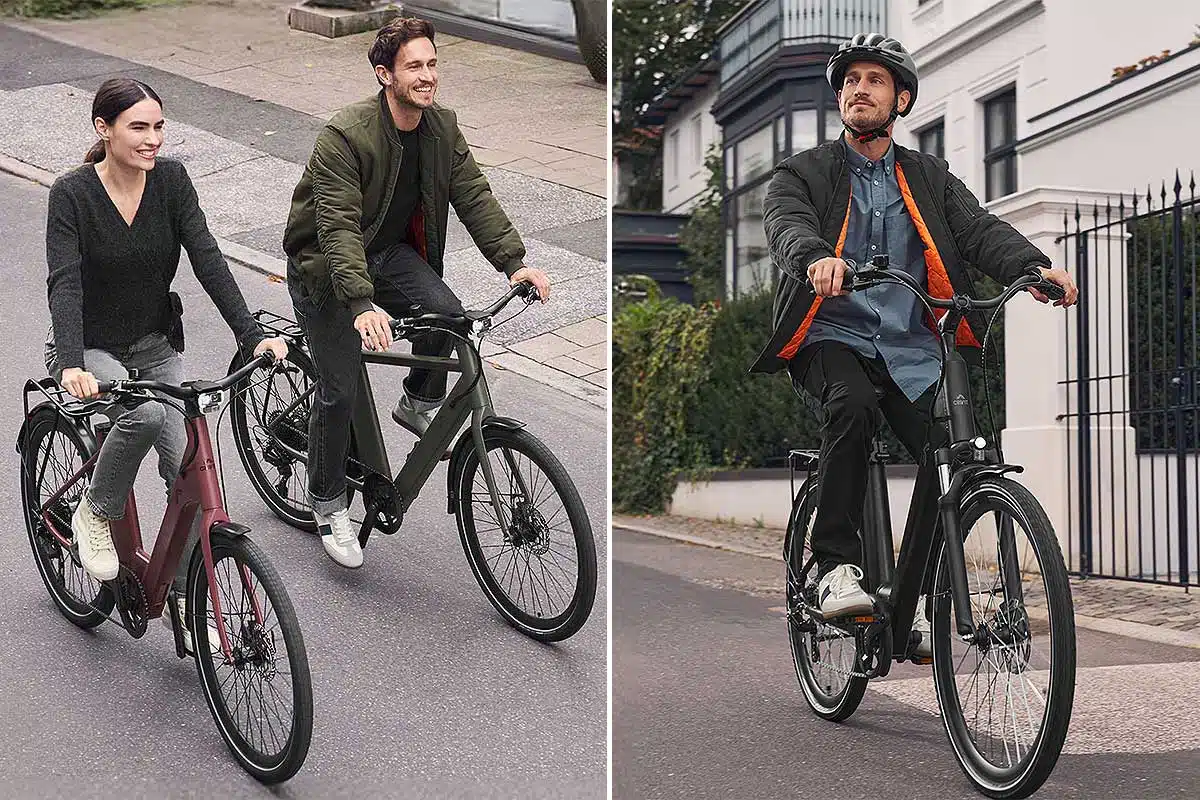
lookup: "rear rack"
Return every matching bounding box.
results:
[22,377,105,421]
[252,309,304,340]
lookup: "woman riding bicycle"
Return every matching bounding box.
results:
[44,77,287,602]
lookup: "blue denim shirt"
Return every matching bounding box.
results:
[802,143,942,402]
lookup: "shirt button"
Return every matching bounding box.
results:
[870,244,877,250]
[875,335,881,340]
[874,180,880,186]
[866,162,873,168]
[874,211,881,216]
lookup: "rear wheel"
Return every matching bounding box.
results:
[454,427,596,642]
[229,348,318,532]
[932,477,1075,799]
[786,479,867,721]
[20,406,114,628]
[189,531,313,784]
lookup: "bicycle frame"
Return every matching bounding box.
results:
[792,308,1029,676]
[26,383,257,661]
[257,323,525,539]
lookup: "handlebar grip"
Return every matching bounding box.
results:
[1038,281,1066,301]
[97,381,115,394]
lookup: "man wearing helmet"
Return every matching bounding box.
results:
[751,33,1078,656]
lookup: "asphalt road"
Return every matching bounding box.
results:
[613,527,1200,800]
[0,171,607,798]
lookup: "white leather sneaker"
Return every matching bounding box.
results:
[316,507,363,569]
[910,595,933,660]
[816,563,873,618]
[163,592,222,657]
[72,499,119,581]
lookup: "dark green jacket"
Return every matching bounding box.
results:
[283,91,526,313]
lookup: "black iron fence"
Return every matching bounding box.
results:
[1058,170,1198,588]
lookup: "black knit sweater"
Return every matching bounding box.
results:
[46,158,263,370]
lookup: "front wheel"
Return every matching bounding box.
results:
[189,531,313,784]
[454,427,597,642]
[228,347,319,532]
[932,477,1075,799]
[785,479,867,721]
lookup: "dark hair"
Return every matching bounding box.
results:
[84,78,163,164]
[368,17,436,87]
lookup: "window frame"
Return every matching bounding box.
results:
[982,88,1017,201]
[917,118,945,160]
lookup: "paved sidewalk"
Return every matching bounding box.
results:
[614,513,1200,648]
[14,0,606,197]
[0,11,608,407]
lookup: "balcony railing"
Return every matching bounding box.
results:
[718,0,889,86]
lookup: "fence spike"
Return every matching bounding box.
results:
[1160,180,1167,207]
[1074,201,1081,229]
[1117,192,1125,221]
[1190,170,1196,202]
[1174,169,1183,199]
[1146,185,1153,212]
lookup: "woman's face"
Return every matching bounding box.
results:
[96,97,164,171]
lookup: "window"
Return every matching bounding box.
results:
[791,109,817,154]
[734,183,771,296]
[983,89,1017,201]
[689,114,703,172]
[824,107,843,143]
[734,122,774,188]
[917,119,944,159]
[667,129,680,188]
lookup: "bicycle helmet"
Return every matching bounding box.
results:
[827,33,919,143]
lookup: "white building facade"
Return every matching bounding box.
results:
[649,0,1200,584]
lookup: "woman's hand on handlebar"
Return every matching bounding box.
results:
[510,266,550,303]
[806,257,853,297]
[1028,265,1078,307]
[60,367,101,400]
[253,336,289,362]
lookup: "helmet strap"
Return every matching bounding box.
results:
[844,101,899,144]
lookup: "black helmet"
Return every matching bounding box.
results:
[827,33,919,117]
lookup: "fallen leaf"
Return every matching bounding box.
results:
[264,130,276,136]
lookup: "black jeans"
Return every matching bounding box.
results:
[789,340,943,578]
[288,243,464,514]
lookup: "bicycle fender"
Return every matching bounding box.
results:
[445,416,527,513]
[781,478,818,561]
[211,521,252,538]
[16,403,96,456]
[939,463,1024,509]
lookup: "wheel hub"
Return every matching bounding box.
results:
[508,500,550,553]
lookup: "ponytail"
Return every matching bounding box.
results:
[84,139,106,164]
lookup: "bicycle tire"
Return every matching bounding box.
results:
[228,348,319,532]
[931,477,1075,799]
[189,530,313,784]
[786,479,868,721]
[20,405,115,628]
[454,427,597,642]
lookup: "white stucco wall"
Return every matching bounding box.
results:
[660,82,721,214]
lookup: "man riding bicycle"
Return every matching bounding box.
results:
[750,33,1078,653]
[282,17,551,569]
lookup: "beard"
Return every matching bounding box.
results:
[842,100,890,132]
[391,80,435,109]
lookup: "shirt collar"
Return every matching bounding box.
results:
[845,141,895,176]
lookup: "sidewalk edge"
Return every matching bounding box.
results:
[614,519,1200,650]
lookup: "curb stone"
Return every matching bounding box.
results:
[614,516,1200,650]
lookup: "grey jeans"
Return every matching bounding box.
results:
[47,331,186,512]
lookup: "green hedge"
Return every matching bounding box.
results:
[1,0,145,17]
[613,284,1009,513]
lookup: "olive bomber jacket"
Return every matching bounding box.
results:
[283,91,526,314]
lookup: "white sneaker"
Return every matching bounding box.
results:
[910,595,933,660]
[163,593,221,657]
[316,507,363,568]
[72,499,119,581]
[391,394,434,437]
[816,563,873,618]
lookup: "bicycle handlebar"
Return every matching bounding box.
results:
[388,280,538,337]
[95,351,277,398]
[838,255,1065,309]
